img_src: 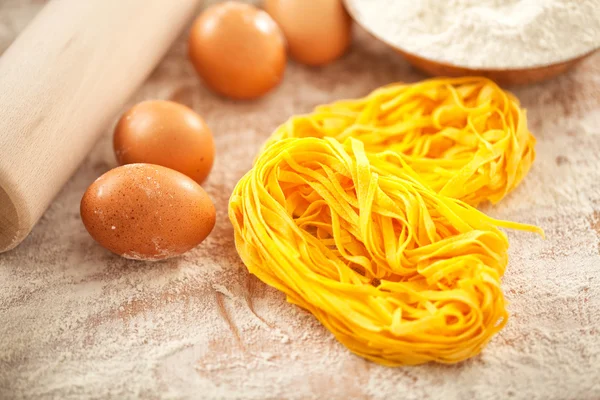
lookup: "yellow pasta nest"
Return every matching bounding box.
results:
[229,77,542,365]
[230,138,541,365]
[265,77,535,206]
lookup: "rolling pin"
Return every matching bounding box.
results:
[0,0,202,253]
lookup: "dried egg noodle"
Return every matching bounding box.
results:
[229,78,542,365]
[265,77,535,206]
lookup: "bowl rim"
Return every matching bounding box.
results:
[343,0,600,72]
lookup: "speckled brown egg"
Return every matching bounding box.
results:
[80,164,216,261]
[113,100,215,184]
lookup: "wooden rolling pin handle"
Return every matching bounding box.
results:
[0,0,202,253]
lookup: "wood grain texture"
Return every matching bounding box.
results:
[1,1,600,399]
[395,48,597,85]
[0,0,201,252]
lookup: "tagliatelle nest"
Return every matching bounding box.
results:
[229,78,542,365]
[265,77,536,206]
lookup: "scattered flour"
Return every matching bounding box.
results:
[1,1,600,399]
[348,0,600,68]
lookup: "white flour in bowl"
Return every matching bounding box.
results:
[347,0,600,69]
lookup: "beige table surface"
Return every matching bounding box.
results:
[1,1,599,399]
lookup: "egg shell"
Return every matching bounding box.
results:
[264,0,352,66]
[113,100,215,184]
[188,1,286,100]
[80,164,216,261]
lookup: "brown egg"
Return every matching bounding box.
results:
[80,164,216,261]
[113,100,215,185]
[264,0,352,66]
[188,1,286,100]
